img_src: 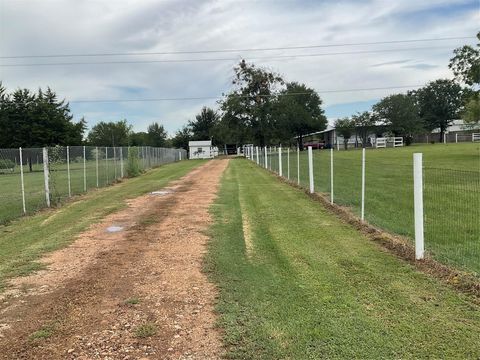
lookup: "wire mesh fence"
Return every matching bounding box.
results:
[0,145,186,224]
[248,145,480,275]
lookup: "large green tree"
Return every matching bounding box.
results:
[220,60,284,146]
[147,122,168,147]
[449,32,480,126]
[171,125,192,150]
[273,82,326,148]
[86,119,132,146]
[334,117,355,150]
[188,107,219,142]
[373,94,423,145]
[410,79,466,142]
[352,111,376,148]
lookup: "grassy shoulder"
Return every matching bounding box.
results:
[205,158,480,359]
[0,160,205,290]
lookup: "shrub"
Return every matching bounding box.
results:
[0,159,15,170]
[126,147,141,177]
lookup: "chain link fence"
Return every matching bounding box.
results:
[0,146,186,224]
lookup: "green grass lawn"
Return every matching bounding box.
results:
[0,159,128,224]
[206,159,480,359]
[0,160,205,290]
[263,143,480,274]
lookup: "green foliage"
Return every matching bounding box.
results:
[146,122,168,147]
[86,119,132,146]
[334,117,355,149]
[373,94,423,144]
[0,84,86,148]
[126,147,141,177]
[410,79,467,142]
[171,125,192,150]
[352,111,376,147]
[274,82,327,147]
[448,32,480,86]
[134,323,157,338]
[188,107,219,142]
[0,158,15,170]
[462,93,480,126]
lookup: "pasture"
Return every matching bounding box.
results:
[267,143,480,273]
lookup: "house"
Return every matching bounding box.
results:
[188,140,217,159]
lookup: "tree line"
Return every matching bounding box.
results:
[1,33,478,150]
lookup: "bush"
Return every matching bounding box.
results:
[126,147,141,177]
[0,159,15,170]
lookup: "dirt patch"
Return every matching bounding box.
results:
[0,159,229,359]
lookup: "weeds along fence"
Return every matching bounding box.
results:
[0,146,187,224]
[244,145,480,276]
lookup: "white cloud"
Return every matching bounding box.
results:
[1,0,478,134]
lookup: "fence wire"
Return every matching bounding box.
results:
[247,145,480,276]
[0,146,187,225]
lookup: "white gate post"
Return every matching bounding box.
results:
[297,146,300,185]
[66,146,71,197]
[19,147,26,214]
[120,147,124,177]
[95,147,99,187]
[361,148,366,221]
[330,148,334,204]
[42,147,50,207]
[83,146,87,191]
[308,146,314,193]
[264,146,268,168]
[413,153,425,260]
[278,147,283,177]
[287,148,290,180]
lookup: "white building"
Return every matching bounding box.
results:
[188,140,217,159]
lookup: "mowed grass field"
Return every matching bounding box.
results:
[206,159,480,359]
[0,160,205,290]
[0,159,140,224]
[267,143,480,273]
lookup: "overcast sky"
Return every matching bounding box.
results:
[0,0,478,135]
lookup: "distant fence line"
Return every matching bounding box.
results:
[0,145,187,224]
[243,144,480,276]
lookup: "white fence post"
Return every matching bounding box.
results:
[113,147,117,179]
[330,148,334,204]
[95,146,99,187]
[256,146,259,165]
[19,147,26,214]
[42,147,50,207]
[120,147,124,178]
[361,148,366,221]
[455,133,458,143]
[278,147,283,177]
[264,146,268,168]
[287,148,290,180]
[105,146,108,184]
[308,146,314,193]
[66,146,71,197]
[297,146,300,185]
[413,153,425,260]
[83,146,87,192]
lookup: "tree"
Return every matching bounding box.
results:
[0,85,86,149]
[86,120,132,146]
[129,131,149,146]
[352,111,376,148]
[219,60,284,146]
[449,32,480,126]
[147,122,168,147]
[410,79,466,142]
[373,94,423,145]
[449,32,480,86]
[334,117,355,150]
[188,107,219,142]
[171,125,192,150]
[273,82,327,148]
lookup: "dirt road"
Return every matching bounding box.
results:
[0,159,229,359]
